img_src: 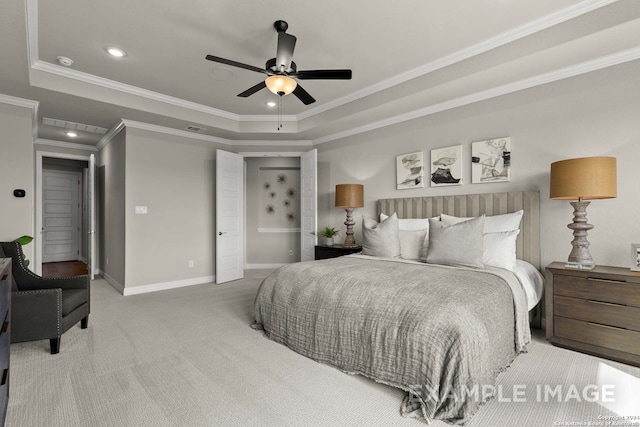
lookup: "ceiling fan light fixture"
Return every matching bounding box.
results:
[265,75,297,96]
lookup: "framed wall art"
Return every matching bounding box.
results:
[430,145,462,187]
[396,151,424,190]
[471,137,511,183]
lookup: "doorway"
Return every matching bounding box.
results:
[35,151,94,277]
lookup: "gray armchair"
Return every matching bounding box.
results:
[0,241,90,354]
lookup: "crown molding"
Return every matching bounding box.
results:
[0,93,40,139]
[312,46,640,145]
[30,60,240,121]
[232,140,312,147]
[0,93,39,110]
[97,120,126,150]
[26,0,620,128]
[35,138,98,152]
[121,119,233,145]
[298,0,621,120]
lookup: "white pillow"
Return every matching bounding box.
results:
[426,216,485,268]
[380,212,432,259]
[362,213,401,258]
[398,229,428,260]
[441,210,523,233]
[380,213,433,231]
[483,229,520,271]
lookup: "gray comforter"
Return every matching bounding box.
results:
[253,255,530,424]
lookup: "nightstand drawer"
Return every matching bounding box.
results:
[554,295,640,332]
[554,316,640,355]
[554,274,640,307]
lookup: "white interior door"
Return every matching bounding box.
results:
[42,170,81,263]
[216,149,244,284]
[88,154,96,280]
[301,149,317,261]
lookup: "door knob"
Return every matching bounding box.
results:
[218,232,226,236]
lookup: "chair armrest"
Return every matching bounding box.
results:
[39,275,90,290]
[19,274,89,291]
[11,289,62,341]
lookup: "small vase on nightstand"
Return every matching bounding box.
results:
[325,237,334,246]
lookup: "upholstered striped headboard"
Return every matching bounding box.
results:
[377,191,541,269]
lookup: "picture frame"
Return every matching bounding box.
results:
[471,137,511,183]
[631,243,640,271]
[430,145,462,187]
[396,151,424,190]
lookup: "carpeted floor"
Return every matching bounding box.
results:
[6,271,640,427]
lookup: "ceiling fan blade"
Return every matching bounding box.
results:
[276,33,297,72]
[295,69,352,80]
[205,55,267,75]
[237,81,267,97]
[292,84,316,105]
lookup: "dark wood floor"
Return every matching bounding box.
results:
[42,261,88,278]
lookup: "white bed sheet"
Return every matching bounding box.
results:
[513,259,544,311]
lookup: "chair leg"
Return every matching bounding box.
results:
[50,337,60,354]
[81,316,89,329]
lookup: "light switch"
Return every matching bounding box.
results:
[135,206,148,214]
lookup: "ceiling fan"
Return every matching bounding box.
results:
[205,20,352,105]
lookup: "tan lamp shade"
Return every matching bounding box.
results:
[550,156,617,200]
[335,184,364,208]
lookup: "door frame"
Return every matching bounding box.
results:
[35,151,91,276]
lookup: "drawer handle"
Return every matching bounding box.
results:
[587,277,628,284]
[587,300,625,307]
[588,322,626,331]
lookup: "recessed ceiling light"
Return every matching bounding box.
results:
[65,131,78,138]
[266,101,277,108]
[106,47,126,57]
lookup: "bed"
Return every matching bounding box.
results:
[253,191,542,424]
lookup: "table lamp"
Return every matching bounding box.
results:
[550,156,617,269]
[335,184,364,247]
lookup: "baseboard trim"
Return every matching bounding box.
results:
[245,263,288,270]
[99,270,125,295]
[122,275,215,296]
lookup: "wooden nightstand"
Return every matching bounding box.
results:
[314,244,362,260]
[545,262,640,367]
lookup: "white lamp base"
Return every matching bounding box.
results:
[564,261,595,270]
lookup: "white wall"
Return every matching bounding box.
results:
[316,60,640,269]
[0,102,34,261]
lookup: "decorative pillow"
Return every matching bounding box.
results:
[398,229,428,260]
[440,210,523,233]
[484,229,520,271]
[380,213,433,259]
[426,216,485,268]
[362,213,401,258]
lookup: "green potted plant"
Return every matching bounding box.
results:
[13,235,33,267]
[319,226,339,246]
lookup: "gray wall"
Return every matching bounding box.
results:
[245,157,301,266]
[0,103,34,261]
[97,129,126,286]
[123,128,223,288]
[316,60,640,269]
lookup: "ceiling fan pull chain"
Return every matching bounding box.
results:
[277,96,282,131]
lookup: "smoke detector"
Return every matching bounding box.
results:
[56,56,74,67]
